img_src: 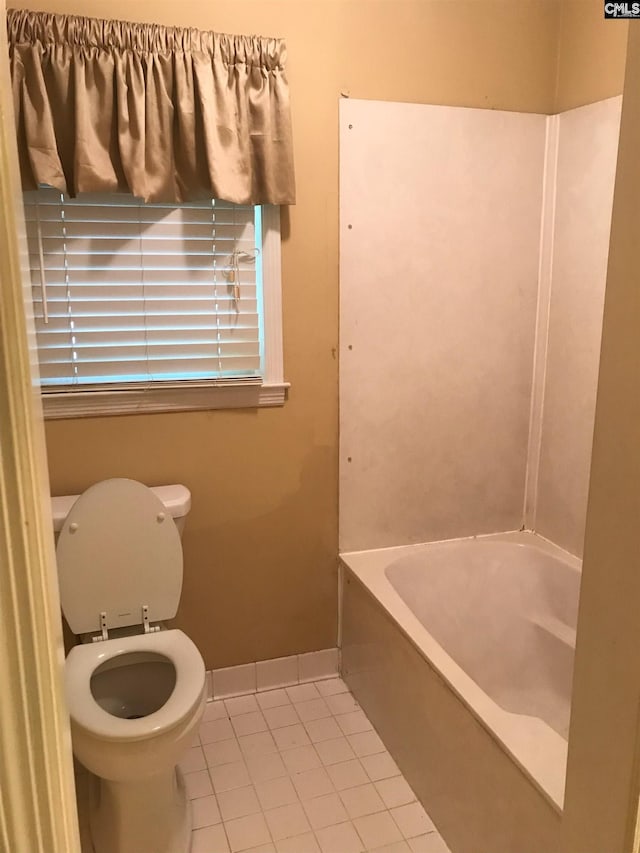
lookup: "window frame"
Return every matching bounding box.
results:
[32,203,287,419]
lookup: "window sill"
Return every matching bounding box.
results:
[41,381,290,420]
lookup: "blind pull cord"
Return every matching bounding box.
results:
[227,249,241,307]
[225,248,260,311]
[35,201,49,324]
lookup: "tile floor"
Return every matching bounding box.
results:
[77,678,450,853]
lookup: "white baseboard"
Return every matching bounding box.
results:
[205,648,340,701]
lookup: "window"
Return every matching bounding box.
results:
[23,190,286,418]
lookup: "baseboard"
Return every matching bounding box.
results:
[205,648,341,700]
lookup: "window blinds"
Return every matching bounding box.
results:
[23,190,263,389]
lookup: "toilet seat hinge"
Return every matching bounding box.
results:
[142,605,160,634]
[92,611,109,643]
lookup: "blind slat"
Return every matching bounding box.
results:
[26,220,255,238]
[30,269,257,285]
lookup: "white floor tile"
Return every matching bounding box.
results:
[255,776,298,811]
[180,745,207,774]
[302,792,349,829]
[203,701,229,722]
[294,698,332,723]
[217,785,262,821]
[272,724,312,751]
[335,710,373,736]
[408,834,451,853]
[185,770,215,800]
[281,745,321,774]
[191,823,230,853]
[325,693,360,716]
[315,678,349,697]
[225,695,260,717]
[210,761,252,794]
[275,831,321,853]
[304,716,343,744]
[264,802,311,841]
[205,738,244,768]
[326,759,370,792]
[256,689,292,710]
[201,718,235,745]
[246,752,288,784]
[232,711,268,737]
[347,731,386,758]
[315,821,364,853]
[375,777,416,809]
[340,783,386,819]
[244,844,276,853]
[354,811,404,849]
[263,704,300,730]
[390,803,436,839]
[224,813,271,853]
[314,736,357,766]
[286,683,321,703]
[360,752,401,782]
[291,766,334,800]
[192,794,223,829]
[238,731,278,759]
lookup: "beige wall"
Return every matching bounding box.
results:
[555,1,628,112]
[16,0,560,668]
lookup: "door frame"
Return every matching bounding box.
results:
[0,2,80,850]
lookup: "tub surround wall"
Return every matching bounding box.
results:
[339,100,546,552]
[341,572,561,853]
[340,97,621,555]
[533,97,622,557]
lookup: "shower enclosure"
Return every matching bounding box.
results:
[338,96,621,853]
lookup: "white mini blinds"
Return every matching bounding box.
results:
[23,190,264,389]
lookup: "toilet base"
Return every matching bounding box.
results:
[89,767,191,853]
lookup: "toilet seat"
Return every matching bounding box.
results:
[65,630,205,742]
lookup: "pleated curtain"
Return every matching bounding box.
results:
[6,8,296,205]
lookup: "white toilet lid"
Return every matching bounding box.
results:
[57,479,183,635]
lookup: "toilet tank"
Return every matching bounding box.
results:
[51,484,191,538]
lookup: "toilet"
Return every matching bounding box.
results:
[52,478,206,853]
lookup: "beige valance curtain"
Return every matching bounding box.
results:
[6,9,295,204]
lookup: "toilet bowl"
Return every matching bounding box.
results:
[53,479,206,853]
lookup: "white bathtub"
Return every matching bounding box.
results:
[340,531,580,811]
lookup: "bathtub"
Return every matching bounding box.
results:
[340,531,580,853]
